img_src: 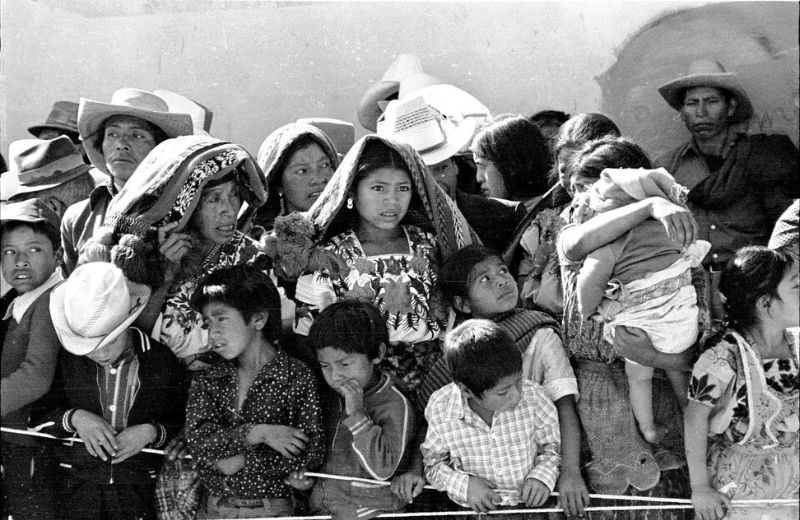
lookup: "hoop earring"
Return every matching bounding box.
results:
[279,192,286,215]
[346,197,353,209]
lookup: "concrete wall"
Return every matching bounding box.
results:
[3,0,718,158]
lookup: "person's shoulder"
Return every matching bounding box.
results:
[745,132,797,151]
[654,140,692,168]
[62,196,92,223]
[427,381,459,410]
[280,349,317,380]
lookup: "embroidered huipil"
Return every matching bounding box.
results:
[186,349,324,499]
[421,380,561,507]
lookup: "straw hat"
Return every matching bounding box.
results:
[1,136,90,199]
[376,94,477,165]
[28,101,80,138]
[658,59,753,121]
[78,88,194,173]
[154,89,214,135]
[49,262,151,356]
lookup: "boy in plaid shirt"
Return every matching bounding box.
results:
[421,319,561,514]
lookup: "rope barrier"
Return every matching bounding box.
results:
[4,426,797,517]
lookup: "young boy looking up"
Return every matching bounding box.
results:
[1,198,64,520]
[417,245,588,516]
[186,264,324,519]
[293,301,415,520]
[422,319,561,514]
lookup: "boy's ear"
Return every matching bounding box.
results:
[373,342,387,364]
[452,295,471,315]
[250,310,268,330]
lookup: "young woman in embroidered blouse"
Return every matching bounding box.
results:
[297,135,476,393]
[685,246,799,520]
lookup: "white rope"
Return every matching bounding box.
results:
[4,427,797,515]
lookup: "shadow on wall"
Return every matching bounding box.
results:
[599,1,799,159]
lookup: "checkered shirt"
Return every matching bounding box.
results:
[421,379,561,507]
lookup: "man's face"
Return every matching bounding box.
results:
[680,86,736,143]
[101,115,159,184]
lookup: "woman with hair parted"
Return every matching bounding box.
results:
[103,134,268,369]
[296,134,477,393]
[685,246,799,520]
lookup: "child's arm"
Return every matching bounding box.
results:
[576,245,615,318]
[524,387,561,495]
[391,420,427,503]
[554,395,589,515]
[345,384,416,481]
[685,400,730,520]
[559,197,696,262]
[421,421,472,506]
[0,295,60,417]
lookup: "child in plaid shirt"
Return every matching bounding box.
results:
[421,319,561,514]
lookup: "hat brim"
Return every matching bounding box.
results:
[28,124,80,137]
[658,73,754,121]
[357,80,401,131]
[418,118,478,165]
[50,277,152,356]
[78,98,194,174]
[2,164,91,199]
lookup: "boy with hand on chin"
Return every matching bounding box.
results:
[421,319,561,514]
[288,301,416,520]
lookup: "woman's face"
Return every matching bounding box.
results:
[556,147,576,193]
[353,167,412,234]
[280,143,334,213]
[190,180,243,244]
[473,153,507,198]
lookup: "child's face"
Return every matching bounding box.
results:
[201,301,263,360]
[316,346,379,394]
[464,256,519,318]
[1,226,59,294]
[87,329,131,367]
[353,167,412,234]
[466,372,523,415]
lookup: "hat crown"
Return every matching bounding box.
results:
[685,59,729,76]
[44,101,79,129]
[63,263,138,338]
[9,136,81,175]
[0,198,61,232]
[380,96,451,153]
[109,88,170,113]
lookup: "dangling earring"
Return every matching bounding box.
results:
[346,197,353,209]
[279,192,286,215]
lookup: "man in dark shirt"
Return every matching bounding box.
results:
[655,59,799,269]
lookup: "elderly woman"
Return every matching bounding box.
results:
[685,246,798,520]
[252,122,339,235]
[104,135,267,367]
[61,88,194,273]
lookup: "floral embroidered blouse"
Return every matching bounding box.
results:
[185,349,325,499]
[153,231,268,362]
[689,329,799,448]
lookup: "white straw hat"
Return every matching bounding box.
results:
[49,262,152,356]
[376,95,477,166]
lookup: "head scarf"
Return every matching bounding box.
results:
[106,135,267,236]
[254,123,339,231]
[306,134,478,258]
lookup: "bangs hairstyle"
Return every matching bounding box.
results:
[441,245,501,304]
[720,246,795,332]
[472,116,551,199]
[190,263,282,342]
[444,319,522,397]
[1,220,61,252]
[307,300,388,360]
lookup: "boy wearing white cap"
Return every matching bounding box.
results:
[40,261,186,520]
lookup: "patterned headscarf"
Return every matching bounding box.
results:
[306,134,478,258]
[106,135,267,235]
[254,122,339,230]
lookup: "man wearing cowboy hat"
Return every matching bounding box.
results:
[59,88,194,273]
[655,59,799,269]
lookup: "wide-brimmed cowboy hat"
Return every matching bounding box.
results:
[28,101,80,138]
[658,59,753,121]
[376,94,477,165]
[50,262,151,356]
[1,136,91,199]
[357,54,436,131]
[78,88,194,173]
[154,89,214,135]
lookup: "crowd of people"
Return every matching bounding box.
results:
[1,53,798,520]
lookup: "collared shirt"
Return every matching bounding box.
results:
[186,348,324,499]
[97,335,141,431]
[3,270,63,323]
[422,380,561,507]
